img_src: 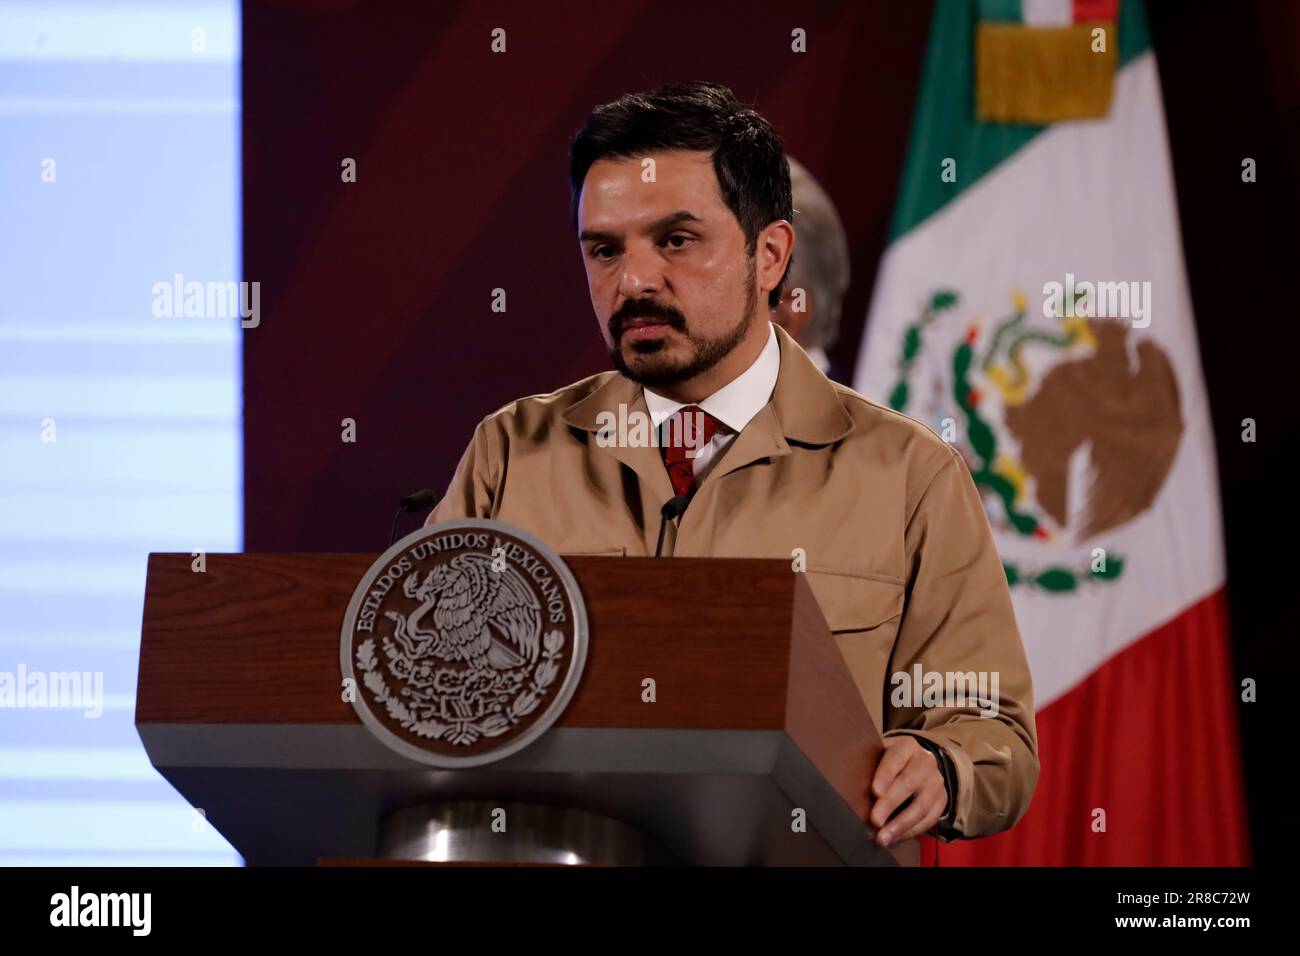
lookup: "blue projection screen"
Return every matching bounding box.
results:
[0,1,242,865]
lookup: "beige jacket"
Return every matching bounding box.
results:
[428,324,1039,839]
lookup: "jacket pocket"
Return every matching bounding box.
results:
[804,569,904,633]
[558,546,627,557]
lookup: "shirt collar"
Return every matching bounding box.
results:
[642,321,781,433]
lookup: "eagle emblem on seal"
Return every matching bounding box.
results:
[341,521,587,766]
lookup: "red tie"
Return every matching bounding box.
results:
[660,405,719,498]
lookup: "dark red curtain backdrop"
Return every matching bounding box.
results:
[241,0,933,552]
[244,1,1298,862]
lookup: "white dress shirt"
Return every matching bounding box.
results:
[643,321,781,484]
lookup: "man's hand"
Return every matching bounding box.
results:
[868,735,948,848]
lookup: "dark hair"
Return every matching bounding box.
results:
[569,81,793,309]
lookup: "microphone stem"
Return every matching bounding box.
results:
[388,506,405,548]
[655,514,670,558]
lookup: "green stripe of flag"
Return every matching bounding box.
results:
[977,0,1023,22]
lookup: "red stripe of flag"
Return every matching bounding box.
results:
[1074,0,1119,21]
[935,587,1249,866]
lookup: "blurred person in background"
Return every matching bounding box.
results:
[771,157,851,381]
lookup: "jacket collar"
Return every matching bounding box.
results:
[561,323,855,498]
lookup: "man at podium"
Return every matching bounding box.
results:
[427,81,1038,849]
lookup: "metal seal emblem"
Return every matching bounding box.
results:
[340,519,588,767]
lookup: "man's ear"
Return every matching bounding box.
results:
[756,219,795,300]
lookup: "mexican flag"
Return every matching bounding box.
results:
[854,0,1249,865]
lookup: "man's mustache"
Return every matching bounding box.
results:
[609,300,687,340]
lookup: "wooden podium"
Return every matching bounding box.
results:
[136,553,918,867]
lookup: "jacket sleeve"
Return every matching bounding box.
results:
[424,417,502,524]
[881,445,1040,840]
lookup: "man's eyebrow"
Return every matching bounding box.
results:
[579,210,703,244]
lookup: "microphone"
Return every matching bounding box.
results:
[655,495,689,558]
[389,488,439,547]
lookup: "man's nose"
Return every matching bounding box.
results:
[617,243,664,300]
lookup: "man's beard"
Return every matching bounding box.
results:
[606,260,758,389]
